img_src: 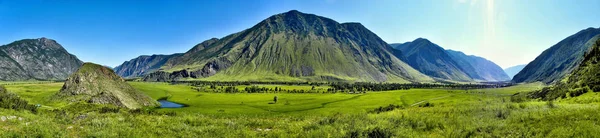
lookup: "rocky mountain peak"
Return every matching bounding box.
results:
[0,38,83,81]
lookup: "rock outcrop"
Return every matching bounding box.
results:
[57,63,159,109]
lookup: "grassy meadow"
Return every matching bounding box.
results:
[2,81,600,137]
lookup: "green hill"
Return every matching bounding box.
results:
[145,10,432,82]
[513,27,600,83]
[0,38,83,81]
[57,63,159,109]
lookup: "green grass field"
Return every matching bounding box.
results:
[2,81,600,137]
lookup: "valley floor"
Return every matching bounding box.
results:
[2,82,600,137]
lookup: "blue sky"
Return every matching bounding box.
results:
[0,0,598,68]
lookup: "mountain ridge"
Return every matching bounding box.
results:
[0,38,83,81]
[390,38,510,82]
[445,49,510,81]
[145,10,432,82]
[391,38,473,82]
[114,53,182,78]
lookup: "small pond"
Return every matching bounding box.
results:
[158,100,186,108]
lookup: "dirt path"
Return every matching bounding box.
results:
[410,94,453,107]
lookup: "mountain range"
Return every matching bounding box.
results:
[513,27,600,84]
[390,38,510,82]
[445,50,510,81]
[114,54,182,78]
[143,10,433,82]
[6,10,589,84]
[0,38,83,81]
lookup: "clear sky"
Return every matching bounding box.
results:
[0,0,598,68]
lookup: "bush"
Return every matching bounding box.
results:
[419,102,434,107]
[0,86,38,113]
[370,104,403,114]
[99,107,120,113]
[569,87,589,97]
[510,93,529,103]
[592,85,600,92]
[546,101,557,108]
[496,109,510,119]
[367,127,394,138]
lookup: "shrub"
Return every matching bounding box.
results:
[370,104,403,114]
[546,101,557,108]
[0,86,38,113]
[367,127,393,138]
[99,107,120,113]
[569,87,589,97]
[592,85,600,92]
[496,109,510,119]
[419,102,434,107]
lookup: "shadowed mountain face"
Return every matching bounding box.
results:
[114,54,182,78]
[391,38,509,82]
[58,63,159,109]
[145,10,432,82]
[513,27,600,84]
[445,50,510,82]
[391,38,472,81]
[0,38,83,81]
[504,64,526,79]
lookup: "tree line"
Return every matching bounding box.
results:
[204,85,325,94]
[184,81,513,94]
[329,82,513,92]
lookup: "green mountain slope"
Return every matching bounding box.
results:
[391,38,472,81]
[57,63,159,109]
[114,54,182,78]
[565,35,600,91]
[525,35,600,100]
[146,10,432,82]
[513,27,600,83]
[0,38,83,81]
[446,50,510,81]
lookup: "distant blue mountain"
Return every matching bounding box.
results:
[504,64,526,79]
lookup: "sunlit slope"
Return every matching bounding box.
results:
[151,10,432,82]
[565,35,600,91]
[522,36,600,100]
